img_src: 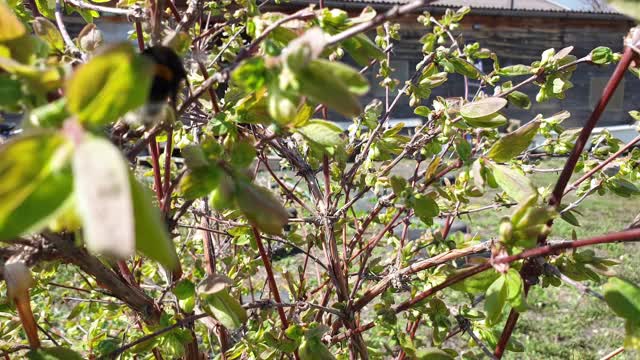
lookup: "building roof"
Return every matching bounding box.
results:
[431,0,617,13]
[289,0,624,16]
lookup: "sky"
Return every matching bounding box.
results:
[553,0,607,10]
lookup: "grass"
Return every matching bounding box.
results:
[463,158,640,359]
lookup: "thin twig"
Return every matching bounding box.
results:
[55,0,83,58]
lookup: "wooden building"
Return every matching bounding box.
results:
[274,0,637,127]
[81,0,637,127]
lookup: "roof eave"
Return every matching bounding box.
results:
[280,0,633,21]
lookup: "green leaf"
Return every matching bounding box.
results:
[488,162,535,202]
[460,97,508,119]
[174,279,196,313]
[230,140,256,168]
[504,268,526,312]
[267,86,299,125]
[32,17,64,53]
[310,60,369,95]
[488,119,541,162]
[0,2,26,41]
[297,59,366,117]
[496,65,532,77]
[0,132,69,226]
[66,43,153,126]
[0,56,61,92]
[485,274,507,326]
[179,167,222,200]
[389,175,407,195]
[27,347,84,360]
[34,0,55,19]
[449,57,480,79]
[465,113,508,128]
[0,73,22,108]
[455,138,472,163]
[198,275,248,329]
[414,105,431,117]
[299,336,337,360]
[28,98,70,128]
[342,33,384,66]
[0,165,72,240]
[607,178,640,197]
[506,91,531,109]
[452,268,500,295]
[412,194,439,224]
[73,137,135,259]
[604,277,640,321]
[0,132,72,241]
[296,119,344,154]
[235,181,288,235]
[130,175,179,270]
[232,57,268,91]
[416,348,454,360]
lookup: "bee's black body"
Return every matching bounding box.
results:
[141,46,187,107]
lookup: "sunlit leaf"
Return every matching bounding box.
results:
[485,274,507,326]
[506,91,531,109]
[296,119,344,154]
[604,277,640,320]
[504,268,526,312]
[73,137,134,259]
[496,65,532,77]
[0,132,72,241]
[0,2,26,42]
[198,275,248,329]
[235,181,288,235]
[130,175,179,270]
[66,43,153,126]
[32,17,64,53]
[449,57,480,79]
[460,97,507,119]
[488,119,540,162]
[488,162,535,202]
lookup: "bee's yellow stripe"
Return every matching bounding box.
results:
[154,64,174,82]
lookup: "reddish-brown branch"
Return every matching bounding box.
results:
[352,242,489,312]
[549,45,637,208]
[166,0,180,21]
[601,346,624,360]
[196,60,221,113]
[16,296,40,349]
[251,227,289,329]
[134,21,145,52]
[162,129,173,196]
[336,227,640,345]
[495,35,639,357]
[148,138,165,202]
[394,264,490,313]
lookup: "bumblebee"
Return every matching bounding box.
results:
[142,45,187,108]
